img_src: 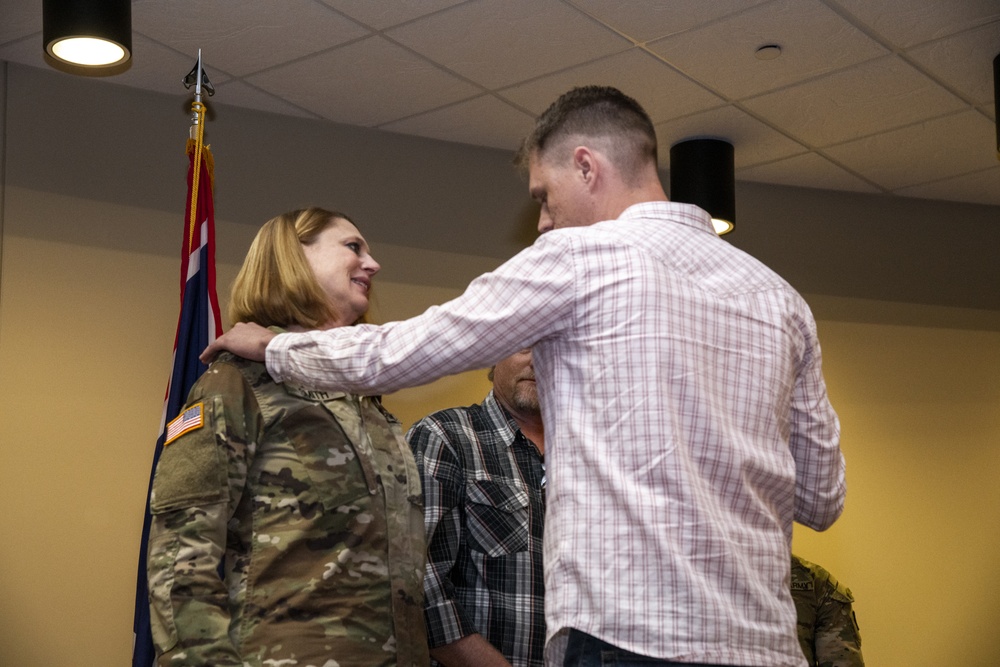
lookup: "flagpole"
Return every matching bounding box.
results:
[132,51,221,667]
[188,49,206,248]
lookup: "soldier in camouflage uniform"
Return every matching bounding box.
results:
[147,208,429,667]
[791,554,865,667]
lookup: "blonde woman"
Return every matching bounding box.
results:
[147,207,428,667]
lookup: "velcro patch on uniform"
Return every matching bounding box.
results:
[164,403,205,445]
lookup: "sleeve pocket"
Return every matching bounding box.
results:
[150,396,229,513]
[465,479,531,557]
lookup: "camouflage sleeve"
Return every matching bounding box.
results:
[146,361,259,667]
[406,417,480,648]
[813,573,865,667]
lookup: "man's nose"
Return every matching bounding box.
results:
[537,211,552,234]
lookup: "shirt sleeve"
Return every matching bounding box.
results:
[406,417,481,648]
[266,234,577,395]
[789,309,847,531]
[146,362,259,667]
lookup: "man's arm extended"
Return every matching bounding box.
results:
[261,235,576,396]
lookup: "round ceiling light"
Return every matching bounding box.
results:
[48,36,128,66]
[43,0,132,68]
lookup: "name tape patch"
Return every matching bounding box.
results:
[165,402,205,445]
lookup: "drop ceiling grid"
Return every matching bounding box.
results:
[0,0,996,206]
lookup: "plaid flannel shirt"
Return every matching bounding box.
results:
[407,391,546,667]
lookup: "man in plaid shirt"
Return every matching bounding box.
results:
[407,349,546,667]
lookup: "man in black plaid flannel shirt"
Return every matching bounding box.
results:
[407,349,546,667]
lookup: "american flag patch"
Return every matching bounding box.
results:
[164,403,205,445]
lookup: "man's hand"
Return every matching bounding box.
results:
[200,322,276,364]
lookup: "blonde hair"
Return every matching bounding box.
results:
[228,207,360,328]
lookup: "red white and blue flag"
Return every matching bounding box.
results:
[131,139,222,666]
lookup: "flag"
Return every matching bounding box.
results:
[131,138,222,666]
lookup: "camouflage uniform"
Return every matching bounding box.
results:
[791,554,864,667]
[147,352,429,667]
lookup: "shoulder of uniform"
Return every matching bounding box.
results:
[792,554,830,580]
[212,350,262,371]
[790,554,814,590]
[208,352,269,384]
[793,554,855,603]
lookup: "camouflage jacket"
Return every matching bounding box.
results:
[147,353,429,667]
[791,554,864,667]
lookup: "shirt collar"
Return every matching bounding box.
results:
[483,390,526,450]
[618,200,715,235]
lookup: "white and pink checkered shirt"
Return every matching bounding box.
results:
[267,201,845,667]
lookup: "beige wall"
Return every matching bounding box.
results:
[1,62,998,666]
[793,310,1000,667]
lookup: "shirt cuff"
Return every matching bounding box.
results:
[424,598,480,648]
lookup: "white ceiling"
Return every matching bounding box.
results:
[2,0,999,206]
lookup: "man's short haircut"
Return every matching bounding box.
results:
[228,207,359,329]
[514,85,658,182]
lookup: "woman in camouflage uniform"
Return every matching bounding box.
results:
[146,208,429,667]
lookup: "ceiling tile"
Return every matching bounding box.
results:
[498,48,725,123]
[319,0,470,30]
[244,36,479,127]
[737,152,881,193]
[132,0,371,77]
[824,110,999,190]
[566,0,772,43]
[0,2,39,44]
[906,20,1000,106]
[830,0,1000,48]
[380,94,535,151]
[1,0,997,213]
[0,33,43,69]
[385,0,631,89]
[212,81,318,120]
[743,55,966,147]
[655,105,806,169]
[894,166,1000,207]
[646,0,888,100]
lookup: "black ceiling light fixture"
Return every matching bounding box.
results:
[669,138,736,235]
[43,0,132,69]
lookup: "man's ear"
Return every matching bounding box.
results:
[572,146,598,188]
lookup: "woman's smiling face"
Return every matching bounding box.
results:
[301,217,380,328]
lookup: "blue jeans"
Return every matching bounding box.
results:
[562,630,739,667]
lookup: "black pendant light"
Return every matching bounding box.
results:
[43,0,132,68]
[670,138,736,235]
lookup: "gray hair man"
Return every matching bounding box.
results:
[408,349,545,667]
